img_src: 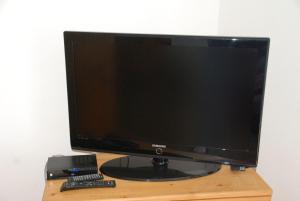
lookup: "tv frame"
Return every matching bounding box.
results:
[64,31,270,169]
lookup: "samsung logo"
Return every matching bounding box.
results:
[152,144,166,148]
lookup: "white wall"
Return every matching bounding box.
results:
[0,0,220,200]
[218,1,300,201]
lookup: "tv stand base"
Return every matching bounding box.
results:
[100,155,221,181]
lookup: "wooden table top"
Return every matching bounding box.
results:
[42,153,272,201]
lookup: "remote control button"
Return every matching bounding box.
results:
[67,174,103,182]
[60,180,116,192]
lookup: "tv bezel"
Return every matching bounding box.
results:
[64,31,270,168]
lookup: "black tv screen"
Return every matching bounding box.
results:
[64,31,269,168]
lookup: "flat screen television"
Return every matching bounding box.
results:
[64,31,270,181]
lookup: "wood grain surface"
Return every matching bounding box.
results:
[42,153,272,201]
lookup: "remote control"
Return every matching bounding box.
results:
[60,180,116,192]
[67,174,103,182]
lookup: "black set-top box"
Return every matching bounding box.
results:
[46,154,98,180]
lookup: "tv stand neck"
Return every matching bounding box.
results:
[152,157,168,167]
